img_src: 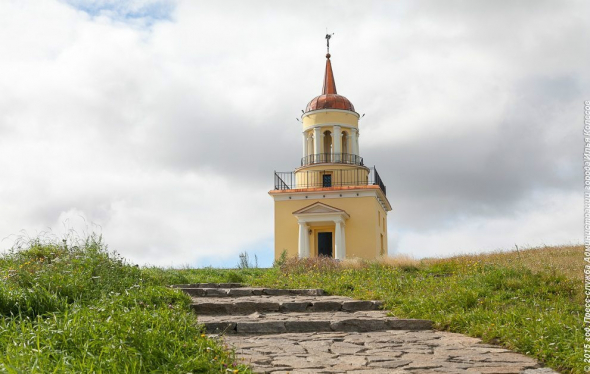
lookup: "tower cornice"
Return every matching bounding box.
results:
[302,108,360,120]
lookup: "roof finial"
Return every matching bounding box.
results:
[325,32,334,58]
[322,34,337,95]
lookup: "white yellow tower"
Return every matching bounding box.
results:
[269,40,392,261]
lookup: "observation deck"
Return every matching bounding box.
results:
[301,153,363,167]
[273,167,386,196]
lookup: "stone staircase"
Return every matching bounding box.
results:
[173,283,432,335]
[173,283,557,373]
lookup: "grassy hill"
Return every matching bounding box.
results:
[1,238,582,373]
[178,244,583,374]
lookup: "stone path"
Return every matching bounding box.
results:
[174,283,557,374]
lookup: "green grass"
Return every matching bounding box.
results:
[178,246,584,374]
[0,235,251,373]
[2,237,581,373]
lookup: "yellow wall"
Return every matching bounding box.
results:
[273,196,387,260]
[302,110,359,130]
[294,165,369,189]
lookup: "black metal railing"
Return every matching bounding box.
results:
[301,153,363,167]
[273,167,386,196]
[373,167,386,195]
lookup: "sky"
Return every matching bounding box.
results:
[0,0,586,268]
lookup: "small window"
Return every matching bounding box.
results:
[322,174,332,187]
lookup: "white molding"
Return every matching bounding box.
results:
[270,188,392,212]
[302,109,360,119]
[294,164,370,173]
[304,123,358,131]
[293,201,346,215]
[293,202,350,221]
[294,212,350,224]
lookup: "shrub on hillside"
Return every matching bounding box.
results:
[1,234,143,317]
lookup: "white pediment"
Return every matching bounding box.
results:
[293,202,347,215]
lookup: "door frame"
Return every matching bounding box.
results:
[312,226,335,257]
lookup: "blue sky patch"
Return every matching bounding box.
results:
[62,0,174,25]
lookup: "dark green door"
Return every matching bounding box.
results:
[317,232,333,257]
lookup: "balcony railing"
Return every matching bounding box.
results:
[301,153,363,167]
[274,167,386,196]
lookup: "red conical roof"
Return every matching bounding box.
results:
[305,53,355,113]
[322,54,337,95]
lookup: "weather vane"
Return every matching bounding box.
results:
[325,32,334,54]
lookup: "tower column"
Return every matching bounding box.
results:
[298,222,310,258]
[356,130,360,155]
[341,221,346,258]
[347,133,352,157]
[313,127,321,159]
[351,128,358,156]
[333,125,341,162]
[334,219,346,260]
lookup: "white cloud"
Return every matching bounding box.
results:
[0,0,585,266]
[394,190,581,258]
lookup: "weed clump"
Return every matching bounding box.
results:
[278,255,341,274]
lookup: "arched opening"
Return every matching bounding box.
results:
[323,130,332,163]
[342,131,349,158]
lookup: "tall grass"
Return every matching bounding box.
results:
[0,235,250,373]
[427,244,582,282]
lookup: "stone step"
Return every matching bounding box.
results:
[178,287,325,298]
[191,295,383,315]
[199,311,432,335]
[171,283,244,289]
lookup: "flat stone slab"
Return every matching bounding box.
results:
[191,295,383,315]
[199,311,432,334]
[222,330,557,373]
[179,287,326,298]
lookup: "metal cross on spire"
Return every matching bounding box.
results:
[325,32,334,54]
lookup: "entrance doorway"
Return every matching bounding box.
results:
[317,232,333,257]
